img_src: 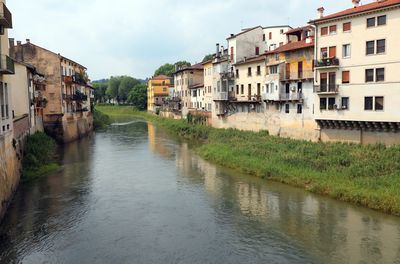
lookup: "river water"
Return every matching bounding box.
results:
[1,118,400,264]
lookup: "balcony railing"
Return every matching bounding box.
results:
[263,92,303,101]
[280,70,314,81]
[0,3,12,29]
[315,84,339,94]
[315,58,340,69]
[0,55,14,74]
[213,92,228,101]
[72,73,87,86]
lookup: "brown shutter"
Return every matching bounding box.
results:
[342,71,350,84]
[321,27,328,36]
[343,22,351,32]
[329,46,337,58]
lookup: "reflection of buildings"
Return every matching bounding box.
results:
[147,123,174,159]
[170,136,400,263]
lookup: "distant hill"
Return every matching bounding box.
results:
[92,79,109,84]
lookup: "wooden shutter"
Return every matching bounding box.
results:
[342,71,350,84]
[343,22,351,32]
[321,27,328,36]
[329,46,337,58]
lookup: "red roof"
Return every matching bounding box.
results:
[284,26,311,35]
[152,75,170,80]
[268,39,314,54]
[310,0,400,23]
[234,55,266,66]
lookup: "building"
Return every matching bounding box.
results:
[263,26,318,140]
[147,75,171,113]
[10,40,94,143]
[263,25,293,51]
[202,59,214,112]
[0,0,20,222]
[173,63,204,117]
[310,0,400,145]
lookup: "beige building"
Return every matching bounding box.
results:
[10,40,94,143]
[202,59,213,112]
[173,63,204,117]
[310,0,400,145]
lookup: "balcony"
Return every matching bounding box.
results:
[315,84,339,95]
[263,92,303,102]
[0,3,12,29]
[72,73,87,86]
[0,55,14,74]
[213,92,228,101]
[63,75,73,84]
[62,94,73,101]
[73,93,88,101]
[220,72,235,80]
[315,58,340,69]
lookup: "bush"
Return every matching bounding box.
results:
[93,109,112,130]
[22,132,59,181]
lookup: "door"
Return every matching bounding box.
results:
[298,61,303,79]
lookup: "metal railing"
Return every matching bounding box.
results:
[280,70,314,81]
[315,84,339,93]
[315,58,340,68]
[0,55,14,74]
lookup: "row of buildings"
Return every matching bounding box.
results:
[0,0,94,221]
[148,0,400,145]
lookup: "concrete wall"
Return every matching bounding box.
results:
[0,131,20,222]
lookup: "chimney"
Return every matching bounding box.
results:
[216,43,220,58]
[9,38,14,48]
[17,41,22,46]
[352,0,360,7]
[26,39,30,43]
[317,7,325,19]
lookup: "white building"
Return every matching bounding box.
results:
[310,0,400,145]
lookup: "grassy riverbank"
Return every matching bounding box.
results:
[22,132,60,181]
[96,105,400,215]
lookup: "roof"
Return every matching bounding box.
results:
[151,75,170,80]
[227,26,262,40]
[174,63,204,74]
[284,26,311,35]
[267,39,314,54]
[310,0,400,23]
[189,83,204,89]
[234,55,266,66]
[262,25,292,29]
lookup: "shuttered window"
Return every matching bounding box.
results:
[343,22,351,32]
[342,71,350,84]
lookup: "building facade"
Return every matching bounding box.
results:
[147,75,171,113]
[10,40,94,143]
[310,0,400,144]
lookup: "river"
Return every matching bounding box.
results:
[1,118,400,264]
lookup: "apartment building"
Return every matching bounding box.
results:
[202,59,214,112]
[263,25,293,51]
[189,83,205,110]
[173,63,204,117]
[10,40,94,143]
[0,0,20,222]
[310,0,400,144]
[264,26,318,139]
[147,75,171,113]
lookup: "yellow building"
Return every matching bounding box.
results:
[147,75,171,113]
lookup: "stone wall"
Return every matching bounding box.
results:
[0,132,20,222]
[45,113,93,143]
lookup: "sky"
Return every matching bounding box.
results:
[7,0,359,80]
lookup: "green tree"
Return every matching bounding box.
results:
[202,54,214,62]
[93,82,108,103]
[106,76,122,102]
[127,83,147,110]
[174,61,191,69]
[154,63,175,77]
[118,76,140,102]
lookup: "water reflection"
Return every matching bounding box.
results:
[148,123,400,264]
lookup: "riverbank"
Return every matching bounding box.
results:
[96,105,400,216]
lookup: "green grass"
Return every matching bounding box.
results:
[22,132,60,182]
[96,105,400,216]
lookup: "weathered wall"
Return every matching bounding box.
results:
[160,110,182,120]
[44,113,93,143]
[0,132,20,222]
[321,129,400,146]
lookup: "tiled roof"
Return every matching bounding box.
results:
[284,26,311,35]
[267,39,314,54]
[189,83,204,89]
[310,0,400,23]
[227,26,262,40]
[234,55,266,66]
[152,75,170,80]
[175,63,204,74]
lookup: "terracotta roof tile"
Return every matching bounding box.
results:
[310,0,400,23]
[267,39,314,54]
[152,75,171,80]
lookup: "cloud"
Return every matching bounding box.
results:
[7,0,353,80]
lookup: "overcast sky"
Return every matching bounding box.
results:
[8,0,359,80]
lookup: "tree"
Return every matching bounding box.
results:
[118,76,140,103]
[93,82,108,103]
[127,84,147,110]
[202,54,214,62]
[154,63,175,77]
[174,61,191,69]
[106,76,121,102]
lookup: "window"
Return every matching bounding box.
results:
[343,22,351,32]
[285,104,289,114]
[328,98,336,110]
[377,15,386,26]
[377,39,386,54]
[236,85,239,94]
[269,32,272,40]
[364,97,373,110]
[342,71,350,84]
[376,68,385,82]
[255,47,260,55]
[236,69,239,78]
[297,104,302,114]
[343,44,351,58]
[256,66,261,75]
[241,85,244,94]
[329,46,336,58]
[248,84,252,96]
[230,47,234,61]
[320,98,327,110]
[366,41,375,55]
[375,97,384,110]
[329,25,337,34]
[279,42,283,47]
[341,97,349,110]
[280,29,284,34]
[321,27,328,36]
[367,17,376,27]
[263,34,266,41]
[321,47,328,58]
[248,67,252,77]
[365,69,374,82]
[270,65,278,74]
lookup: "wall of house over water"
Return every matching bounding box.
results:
[44,113,93,143]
